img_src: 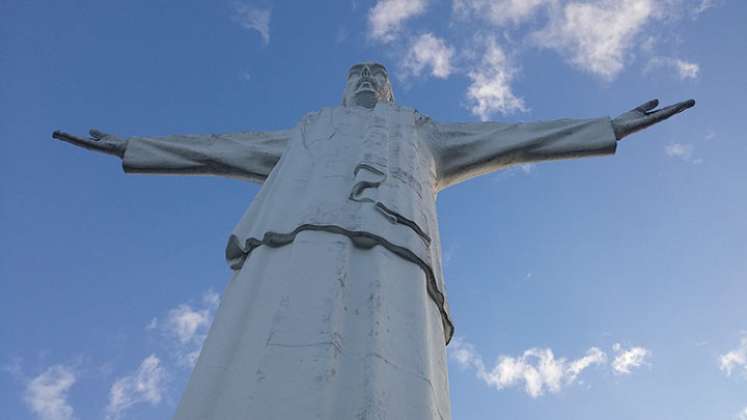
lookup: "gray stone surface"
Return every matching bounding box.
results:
[52,62,694,420]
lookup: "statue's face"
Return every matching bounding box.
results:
[342,63,394,108]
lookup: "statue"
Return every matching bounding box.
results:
[53,62,694,420]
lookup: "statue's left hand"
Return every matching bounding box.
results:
[612,98,695,141]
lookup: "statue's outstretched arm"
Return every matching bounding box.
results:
[432,98,694,190]
[52,128,293,183]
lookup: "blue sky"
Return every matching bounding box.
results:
[1,0,746,419]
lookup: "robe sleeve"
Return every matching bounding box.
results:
[431,118,617,189]
[122,129,293,183]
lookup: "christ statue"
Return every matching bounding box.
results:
[53,62,694,420]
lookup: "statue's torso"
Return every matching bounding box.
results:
[226,103,453,343]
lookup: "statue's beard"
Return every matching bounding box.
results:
[353,90,379,109]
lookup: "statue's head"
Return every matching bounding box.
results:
[342,62,394,108]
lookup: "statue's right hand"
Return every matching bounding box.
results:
[52,129,127,158]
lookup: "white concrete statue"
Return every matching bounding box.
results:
[53,62,694,420]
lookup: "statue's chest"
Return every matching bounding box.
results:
[299,106,429,175]
[293,106,437,241]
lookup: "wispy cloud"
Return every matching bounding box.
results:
[450,338,607,397]
[645,56,700,79]
[739,406,747,420]
[532,0,656,79]
[105,355,167,420]
[692,0,717,18]
[665,143,701,163]
[150,290,220,368]
[402,33,454,79]
[368,0,428,42]
[720,335,747,377]
[518,163,534,174]
[611,343,650,375]
[24,365,76,420]
[451,339,650,396]
[453,0,549,26]
[466,37,527,120]
[232,3,271,45]
[336,26,349,44]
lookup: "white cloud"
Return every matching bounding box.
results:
[466,37,527,120]
[611,343,650,375]
[720,336,747,377]
[24,365,76,420]
[450,338,606,397]
[518,163,534,174]
[738,406,747,420]
[167,304,211,344]
[451,339,652,395]
[645,57,700,79]
[692,0,716,17]
[665,143,692,159]
[674,60,700,79]
[106,355,167,420]
[665,143,700,163]
[450,338,485,371]
[368,0,428,42]
[162,290,220,368]
[567,347,608,381]
[453,0,549,26]
[402,33,454,79]
[232,3,271,45]
[533,0,656,79]
[145,317,158,331]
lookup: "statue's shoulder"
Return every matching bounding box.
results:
[298,108,331,124]
[381,103,434,123]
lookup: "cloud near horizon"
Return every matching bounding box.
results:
[105,355,167,420]
[150,289,220,368]
[450,338,649,397]
[611,343,651,375]
[24,365,76,420]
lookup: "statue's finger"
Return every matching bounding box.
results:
[53,130,90,145]
[677,98,696,111]
[89,128,109,140]
[53,130,109,152]
[634,99,659,113]
[648,99,696,124]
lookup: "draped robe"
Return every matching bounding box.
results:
[122,102,617,419]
